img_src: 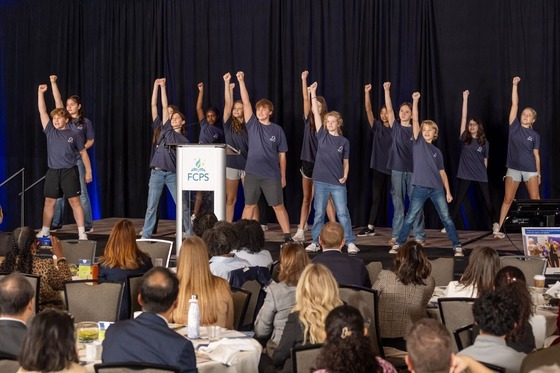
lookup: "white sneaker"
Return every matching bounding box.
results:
[305,243,321,253]
[261,224,268,231]
[292,228,305,242]
[79,233,88,241]
[303,223,309,231]
[494,232,505,239]
[389,245,400,254]
[492,222,500,234]
[388,237,397,245]
[36,230,49,238]
[454,247,464,257]
[441,227,447,233]
[347,243,360,255]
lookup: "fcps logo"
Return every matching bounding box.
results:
[187,159,210,182]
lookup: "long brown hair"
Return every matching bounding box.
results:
[98,220,146,269]
[458,246,499,296]
[231,100,247,134]
[278,243,310,286]
[172,236,232,325]
[393,241,432,285]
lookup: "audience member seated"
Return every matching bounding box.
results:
[98,219,153,320]
[255,243,310,358]
[312,222,370,287]
[0,273,35,358]
[171,236,234,329]
[445,246,499,298]
[204,224,250,281]
[18,309,85,373]
[0,227,70,311]
[314,304,397,373]
[271,263,342,373]
[373,240,435,351]
[192,211,218,237]
[494,266,535,353]
[406,318,492,373]
[458,288,526,373]
[102,267,196,373]
[231,219,273,268]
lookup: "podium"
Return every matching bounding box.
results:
[175,144,227,253]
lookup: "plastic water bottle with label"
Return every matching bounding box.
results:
[187,294,200,339]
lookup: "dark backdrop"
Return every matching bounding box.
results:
[0,0,559,231]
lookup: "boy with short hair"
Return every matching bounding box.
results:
[36,84,92,240]
[390,92,463,256]
[236,72,292,242]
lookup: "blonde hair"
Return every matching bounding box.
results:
[172,236,232,325]
[421,120,439,140]
[323,111,343,135]
[293,264,342,344]
[99,220,146,269]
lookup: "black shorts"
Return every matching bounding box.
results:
[300,160,314,179]
[44,167,81,199]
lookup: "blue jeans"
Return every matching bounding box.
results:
[142,169,191,238]
[397,186,461,247]
[311,181,355,245]
[52,158,93,228]
[391,170,425,240]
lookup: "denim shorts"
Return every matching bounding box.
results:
[505,168,539,182]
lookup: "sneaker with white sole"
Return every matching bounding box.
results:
[305,243,321,253]
[79,233,88,241]
[261,224,269,231]
[453,247,464,257]
[441,227,446,233]
[358,227,376,237]
[415,239,426,245]
[36,230,50,239]
[494,232,505,239]
[292,228,305,242]
[388,237,397,245]
[347,243,360,254]
[389,244,400,254]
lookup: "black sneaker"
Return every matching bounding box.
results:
[357,227,375,237]
[85,227,94,233]
[50,225,63,232]
[284,237,294,243]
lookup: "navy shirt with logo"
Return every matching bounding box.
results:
[411,137,445,189]
[68,117,95,162]
[150,119,189,173]
[457,132,489,182]
[44,121,85,169]
[506,118,540,172]
[199,118,224,144]
[386,121,414,172]
[370,120,392,174]
[223,118,248,170]
[245,115,288,180]
[300,116,319,163]
[312,127,350,186]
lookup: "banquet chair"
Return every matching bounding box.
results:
[230,287,251,331]
[438,298,475,352]
[499,256,547,282]
[94,362,179,373]
[429,257,455,286]
[240,279,263,330]
[127,274,144,318]
[64,280,123,322]
[452,323,474,351]
[270,260,280,283]
[366,261,383,285]
[291,343,322,373]
[338,285,384,358]
[0,354,19,373]
[60,239,97,266]
[0,273,41,315]
[136,239,173,267]
[520,343,560,373]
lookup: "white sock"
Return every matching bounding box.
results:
[78,226,86,235]
[40,226,50,235]
[368,224,374,230]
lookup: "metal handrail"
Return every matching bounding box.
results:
[0,168,25,226]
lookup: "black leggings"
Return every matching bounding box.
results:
[450,179,497,228]
[367,169,391,226]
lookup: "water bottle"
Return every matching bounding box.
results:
[187,294,200,339]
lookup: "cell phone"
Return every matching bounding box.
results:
[35,237,53,259]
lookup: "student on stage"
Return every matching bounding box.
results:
[389,92,463,257]
[235,71,292,242]
[36,84,92,240]
[446,90,500,236]
[140,78,190,239]
[49,75,95,233]
[384,82,425,245]
[222,73,248,223]
[305,82,359,255]
[292,71,336,242]
[495,76,540,238]
[358,83,393,237]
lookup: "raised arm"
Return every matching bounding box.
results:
[37,85,50,128]
[223,73,234,123]
[196,82,205,121]
[411,92,421,139]
[509,76,521,125]
[383,82,395,127]
[151,79,160,121]
[50,75,64,108]
[160,79,170,123]
[236,71,253,123]
[460,90,469,136]
[308,82,322,132]
[301,71,310,118]
[364,84,374,127]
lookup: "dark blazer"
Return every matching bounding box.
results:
[101,312,196,373]
[312,250,371,287]
[272,311,304,373]
[0,319,27,357]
